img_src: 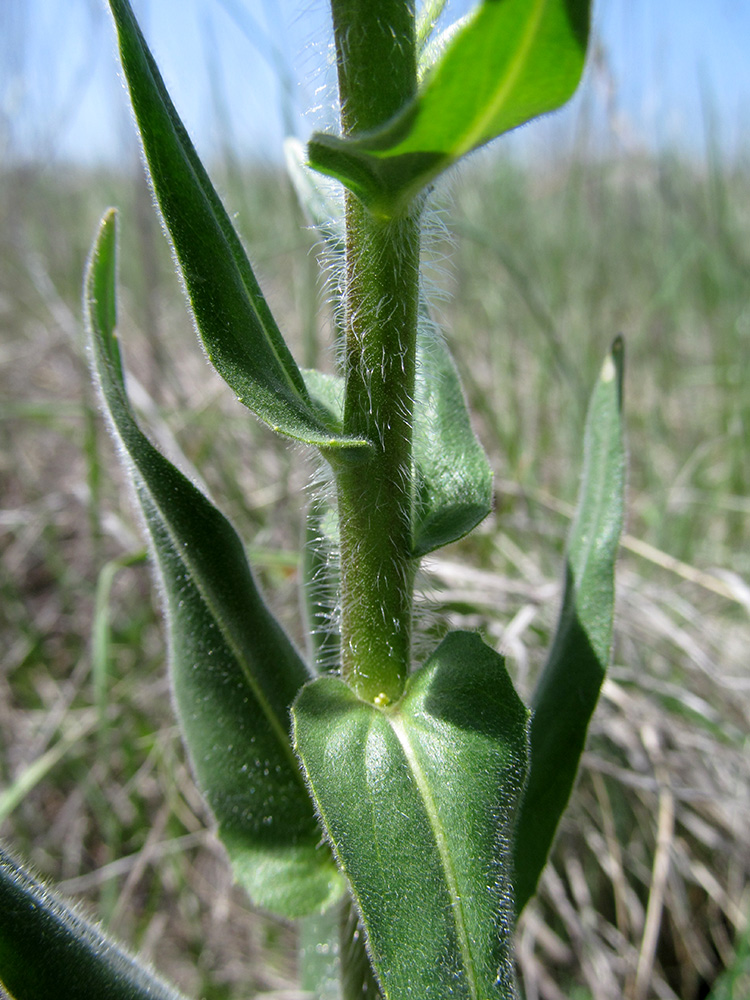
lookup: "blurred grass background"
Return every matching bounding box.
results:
[2,18,750,998]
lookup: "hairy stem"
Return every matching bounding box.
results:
[328,0,420,705]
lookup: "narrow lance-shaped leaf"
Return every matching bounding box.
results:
[0,846,190,1000]
[107,0,372,457]
[86,210,343,918]
[293,631,530,1000]
[309,0,591,215]
[514,337,625,915]
[412,314,492,556]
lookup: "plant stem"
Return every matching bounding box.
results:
[328,0,420,706]
[330,0,417,136]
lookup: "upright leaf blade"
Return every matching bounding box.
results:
[293,631,530,1000]
[514,338,625,914]
[107,0,371,456]
[412,320,492,555]
[0,846,189,1000]
[309,0,591,214]
[86,211,343,918]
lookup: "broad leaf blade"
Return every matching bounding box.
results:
[309,0,590,215]
[412,320,492,555]
[293,631,530,1000]
[514,338,625,914]
[0,846,189,1000]
[107,0,371,456]
[86,211,343,918]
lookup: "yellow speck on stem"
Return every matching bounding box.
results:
[373,693,391,708]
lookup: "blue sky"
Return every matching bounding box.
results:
[2,0,750,167]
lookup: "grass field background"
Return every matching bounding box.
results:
[1,145,749,999]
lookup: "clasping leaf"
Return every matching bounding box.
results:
[85,210,343,918]
[301,319,493,560]
[412,317,493,555]
[293,631,530,1000]
[309,0,591,215]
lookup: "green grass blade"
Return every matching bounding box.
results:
[705,903,750,1000]
[0,719,98,826]
[0,846,189,1000]
[85,210,343,918]
[514,337,625,915]
[293,631,530,1000]
[106,0,371,456]
[309,0,590,215]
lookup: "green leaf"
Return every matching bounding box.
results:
[301,495,341,673]
[293,631,530,1000]
[308,0,591,216]
[298,905,342,1000]
[514,337,625,915]
[302,320,492,559]
[86,210,343,918]
[0,846,189,1000]
[299,896,384,1000]
[412,319,492,555]
[106,0,371,457]
[416,0,451,58]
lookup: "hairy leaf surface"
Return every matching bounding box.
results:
[514,337,625,913]
[108,0,372,456]
[293,631,530,1000]
[0,846,188,1000]
[86,210,343,918]
[412,321,492,555]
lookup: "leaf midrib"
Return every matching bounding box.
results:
[388,711,478,1000]
[570,370,621,624]
[100,355,306,781]
[379,0,550,213]
[133,465,304,778]
[452,0,548,159]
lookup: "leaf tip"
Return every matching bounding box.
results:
[602,334,625,408]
